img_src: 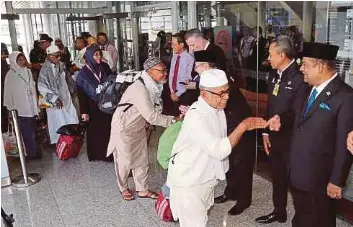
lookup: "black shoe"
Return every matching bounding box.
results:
[228,204,249,216]
[214,194,235,204]
[255,212,287,224]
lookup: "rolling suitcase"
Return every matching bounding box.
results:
[55,123,87,160]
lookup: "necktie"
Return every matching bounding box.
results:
[303,88,318,117]
[172,55,181,93]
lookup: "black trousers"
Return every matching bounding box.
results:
[224,143,255,207]
[269,146,289,216]
[292,187,336,227]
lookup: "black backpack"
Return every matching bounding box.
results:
[97,71,143,114]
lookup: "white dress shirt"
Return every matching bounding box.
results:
[167,97,232,188]
[309,73,338,98]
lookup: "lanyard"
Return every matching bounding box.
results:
[11,68,31,85]
[86,65,102,82]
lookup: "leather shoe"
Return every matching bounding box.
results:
[214,194,235,204]
[255,212,287,224]
[228,204,249,216]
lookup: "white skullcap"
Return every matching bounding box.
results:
[46,45,60,55]
[199,69,228,88]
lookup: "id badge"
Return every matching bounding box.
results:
[272,83,280,96]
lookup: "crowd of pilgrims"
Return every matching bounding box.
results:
[1,25,353,227]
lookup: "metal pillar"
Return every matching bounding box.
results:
[130,2,140,70]
[216,2,224,27]
[22,14,33,54]
[204,2,212,28]
[56,2,62,40]
[171,1,179,33]
[303,1,314,42]
[258,1,266,34]
[114,2,124,73]
[10,110,41,188]
[5,1,18,51]
[187,1,197,30]
[86,2,98,36]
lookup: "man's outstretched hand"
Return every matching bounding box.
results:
[267,115,281,131]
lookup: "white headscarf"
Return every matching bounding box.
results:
[9,51,28,76]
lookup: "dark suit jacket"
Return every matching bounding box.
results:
[225,84,254,164]
[265,62,306,150]
[206,43,227,72]
[289,76,353,194]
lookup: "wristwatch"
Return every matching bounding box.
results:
[171,118,177,124]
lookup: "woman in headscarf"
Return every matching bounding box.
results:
[76,45,113,162]
[4,51,40,159]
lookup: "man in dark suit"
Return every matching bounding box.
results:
[184,28,227,72]
[268,42,353,227]
[185,29,256,215]
[256,35,307,224]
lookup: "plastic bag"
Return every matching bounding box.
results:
[56,123,87,136]
[157,121,183,169]
[2,122,19,157]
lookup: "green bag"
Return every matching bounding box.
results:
[157,121,183,169]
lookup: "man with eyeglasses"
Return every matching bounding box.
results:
[190,49,255,216]
[38,45,78,145]
[167,69,269,227]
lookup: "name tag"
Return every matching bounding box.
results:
[272,83,280,96]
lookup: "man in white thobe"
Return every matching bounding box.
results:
[38,45,78,144]
[167,69,268,227]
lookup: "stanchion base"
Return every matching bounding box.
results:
[11,173,41,188]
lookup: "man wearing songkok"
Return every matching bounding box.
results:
[167,69,268,227]
[269,42,353,227]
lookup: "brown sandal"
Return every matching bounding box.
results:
[138,190,159,199]
[121,189,135,201]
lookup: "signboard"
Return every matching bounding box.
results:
[214,26,233,59]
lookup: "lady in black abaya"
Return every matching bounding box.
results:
[76,45,113,162]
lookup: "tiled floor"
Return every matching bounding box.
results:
[2,128,352,227]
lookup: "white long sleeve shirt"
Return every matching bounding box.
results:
[167,97,232,188]
[4,68,39,117]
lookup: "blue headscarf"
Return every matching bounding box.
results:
[76,45,105,101]
[84,45,103,75]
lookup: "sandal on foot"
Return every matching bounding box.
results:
[138,191,159,199]
[121,189,135,201]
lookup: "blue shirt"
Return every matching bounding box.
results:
[169,50,194,97]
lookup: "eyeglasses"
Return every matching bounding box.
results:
[152,68,167,74]
[50,54,61,58]
[205,88,230,98]
[94,52,102,57]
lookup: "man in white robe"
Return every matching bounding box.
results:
[38,45,78,144]
[167,69,268,227]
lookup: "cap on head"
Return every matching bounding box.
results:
[143,57,163,71]
[200,69,228,88]
[46,45,60,55]
[39,33,53,42]
[301,42,339,60]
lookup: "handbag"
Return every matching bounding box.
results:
[2,121,19,157]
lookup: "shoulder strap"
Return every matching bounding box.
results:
[137,76,145,85]
[168,107,197,164]
[116,103,133,112]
